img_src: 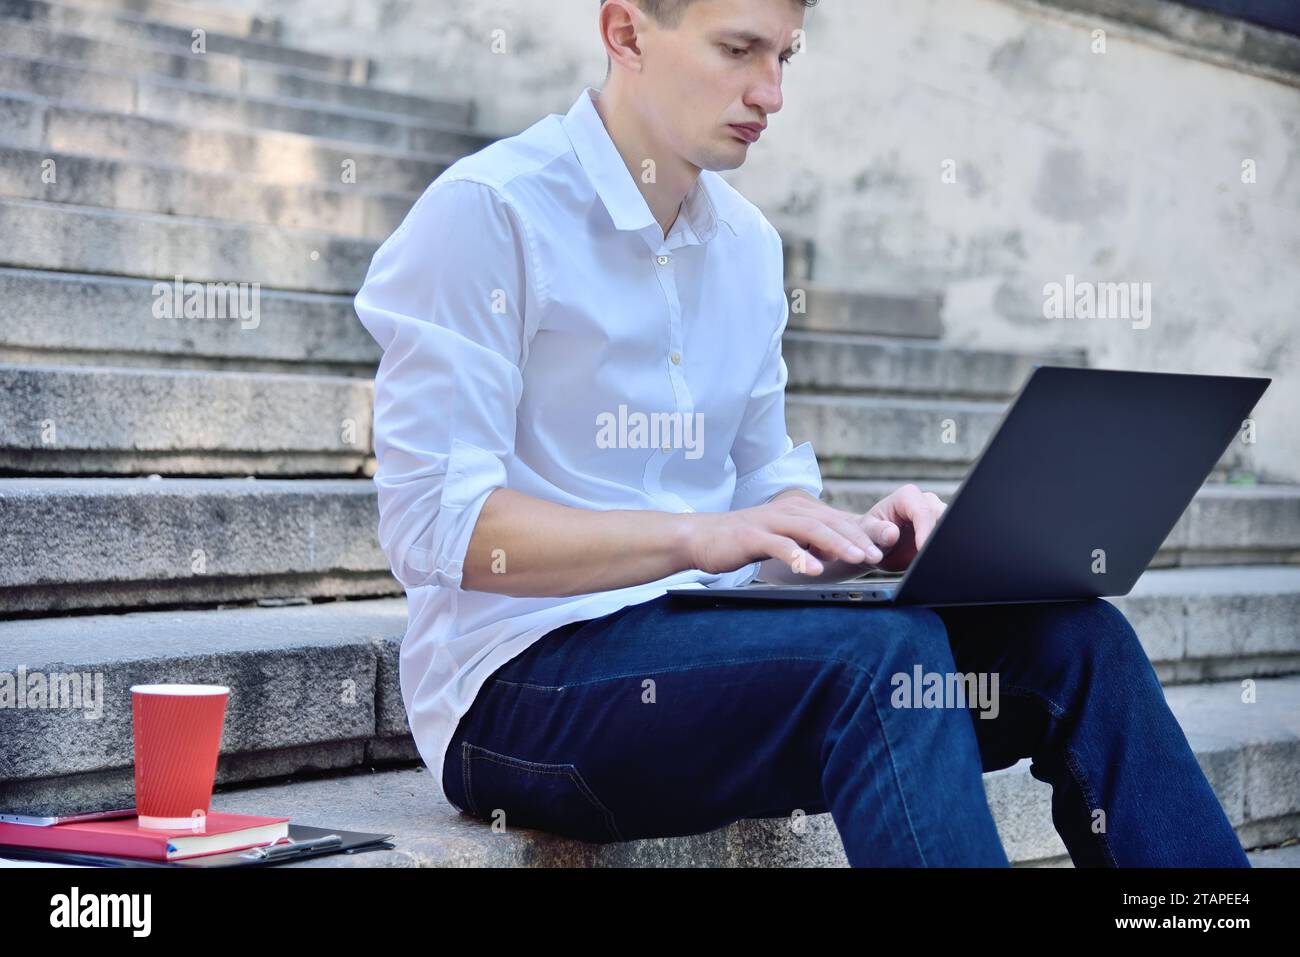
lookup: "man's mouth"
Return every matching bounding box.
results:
[728,123,764,143]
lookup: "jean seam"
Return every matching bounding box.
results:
[999,683,1067,719]
[462,741,623,842]
[853,668,930,866]
[1062,746,1119,867]
[461,740,475,817]
[487,653,897,692]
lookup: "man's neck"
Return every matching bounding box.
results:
[592,86,693,241]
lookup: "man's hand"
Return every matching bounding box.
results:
[684,485,948,581]
[865,483,948,573]
[686,491,889,577]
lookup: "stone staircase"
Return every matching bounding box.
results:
[0,0,1295,867]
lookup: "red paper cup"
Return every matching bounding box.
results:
[130,684,229,831]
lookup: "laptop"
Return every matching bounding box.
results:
[667,366,1270,607]
[0,801,137,828]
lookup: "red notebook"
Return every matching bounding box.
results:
[0,812,290,862]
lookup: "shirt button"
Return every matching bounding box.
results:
[670,351,681,364]
[656,255,669,265]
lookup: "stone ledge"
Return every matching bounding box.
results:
[205,673,1300,867]
[0,91,459,194]
[1009,0,1300,88]
[2,576,1297,796]
[0,0,368,82]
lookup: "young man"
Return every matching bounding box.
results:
[353,0,1248,866]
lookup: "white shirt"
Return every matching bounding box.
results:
[354,85,823,808]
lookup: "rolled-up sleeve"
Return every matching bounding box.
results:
[354,177,543,590]
[727,223,824,512]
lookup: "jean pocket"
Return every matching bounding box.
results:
[461,742,623,844]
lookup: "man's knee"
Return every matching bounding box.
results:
[1035,597,1154,685]
[803,604,955,678]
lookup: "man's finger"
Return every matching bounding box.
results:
[821,512,883,562]
[774,515,870,566]
[907,496,946,550]
[858,516,899,552]
[765,536,822,575]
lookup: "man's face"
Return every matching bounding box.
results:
[630,0,805,173]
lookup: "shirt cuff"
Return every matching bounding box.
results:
[729,440,823,512]
[400,438,507,590]
[700,560,764,589]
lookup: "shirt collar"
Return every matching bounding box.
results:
[561,85,733,245]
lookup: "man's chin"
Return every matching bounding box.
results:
[698,145,746,173]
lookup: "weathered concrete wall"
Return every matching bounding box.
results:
[205,0,1300,482]
[203,0,608,133]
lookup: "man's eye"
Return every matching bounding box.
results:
[725,44,791,66]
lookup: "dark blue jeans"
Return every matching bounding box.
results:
[441,594,1250,867]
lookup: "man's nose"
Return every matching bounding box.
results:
[746,60,784,115]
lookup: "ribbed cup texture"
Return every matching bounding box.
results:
[132,691,228,824]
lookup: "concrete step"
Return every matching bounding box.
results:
[206,748,1300,866]
[0,201,931,321]
[135,75,476,155]
[0,363,374,475]
[1112,565,1300,684]
[0,197,374,293]
[218,658,1298,868]
[0,23,237,92]
[823,479,1300,569]
[0,0,370,81]
[789,393,1008,479]
[0,19,470,123]
[0,321,1280,493]
[995,673,1300,865]
[789,392,1261,480]
[58,0,281,41]
[0,597,411,813]
[0,53,481,151]
[0,53,136,112]
[1,588,1292,798]
[1245,843,1300,867]
[207,733,1300,865]
[2,597,1293,866]
[0,351,1277,493]
[0,103,923,355]
[0,269,379,376]
[0,474,1293,615]
[784,283,943,338]
[0,92,459,194]
[0,268,953,378]
[0,478,398,615]
[784,331,1085,399]
[0,144,415,239]
[0,454,1295,625]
